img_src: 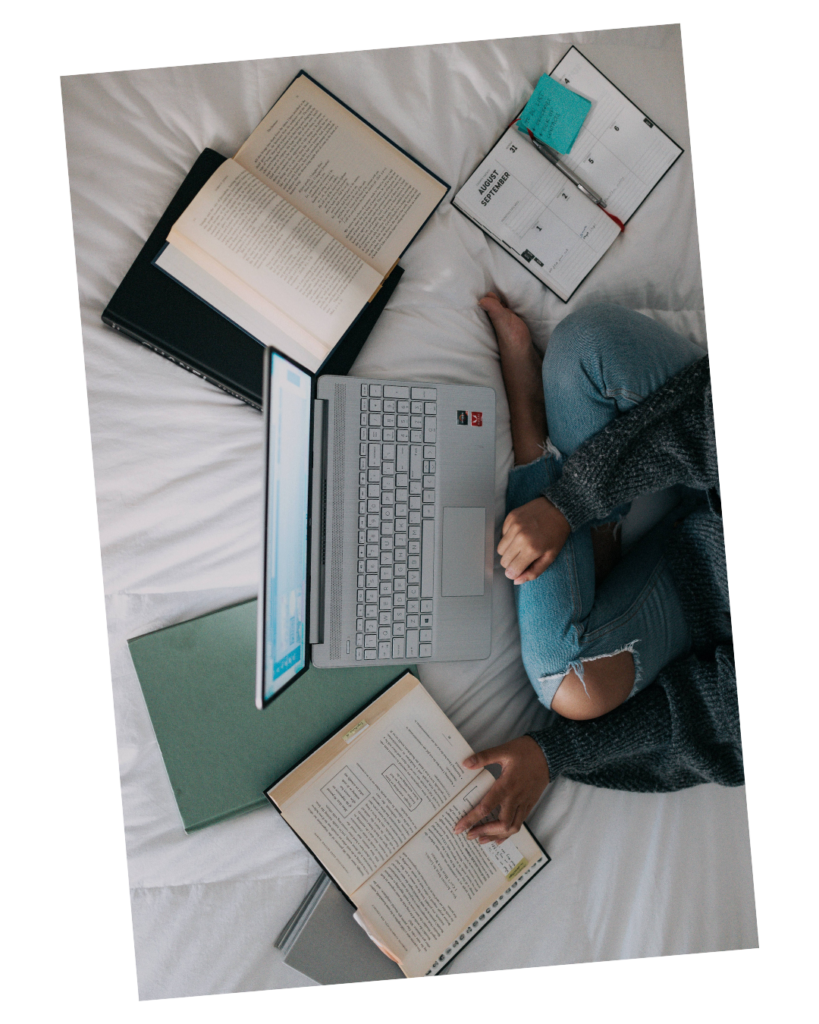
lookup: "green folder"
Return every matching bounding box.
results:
[128,599,413,832]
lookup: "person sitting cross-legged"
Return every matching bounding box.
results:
[453,295,740,846]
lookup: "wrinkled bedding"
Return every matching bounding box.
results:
[62,24,757,999]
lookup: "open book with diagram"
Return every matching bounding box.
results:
[453,47,683,301]
[266,672,549,978]
[155,72,448,371]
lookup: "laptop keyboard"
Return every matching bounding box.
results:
[355,383,437,661]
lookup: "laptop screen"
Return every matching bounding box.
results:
[262,351,312,704]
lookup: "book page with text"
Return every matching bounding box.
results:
[169,159,383,348]
[270,676,473,896]
[352,770,546,978]
[235,75,447,276]
[549,48,682,221]
[456,127,621,300]
[155,241,328,366]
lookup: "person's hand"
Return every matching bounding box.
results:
[452,737,550,844]
[498,496,570,583]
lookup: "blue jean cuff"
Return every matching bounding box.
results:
[506,441,563,514]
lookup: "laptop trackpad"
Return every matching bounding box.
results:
[441,508,485,597]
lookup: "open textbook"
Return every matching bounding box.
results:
[155,73,448,371]
[266,672,549,978]
[453,47,683,301]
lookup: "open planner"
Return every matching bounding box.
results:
[453,47,683,301]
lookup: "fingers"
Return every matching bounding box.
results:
[497,512,522,552]
[455,774,517,837]
[453,754,510,834]
[498,517,538,579]
[499,527,558,581]
[469,802,525,843]
[497,522,522,562]
[498,502,551,580]
[512,552,552,585]
[467,808,522,842]
[498,500,570,585]
[462,745,508,771]
[503,545,540,581]
[454,807,488,835]
[453,792,500,835]
[470,815,522,839]
[457,801,513,840]
[455,736,550,843]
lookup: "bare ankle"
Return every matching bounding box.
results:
[479,294,548,464]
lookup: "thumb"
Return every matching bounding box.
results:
[514,551,553,584]
[463,745,509,770]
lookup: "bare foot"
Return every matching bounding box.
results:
[479,292,534,351]
[479,293,547,465]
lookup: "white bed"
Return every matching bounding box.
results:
[61,24,757,999]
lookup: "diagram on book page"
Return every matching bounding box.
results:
[276,682,474,894]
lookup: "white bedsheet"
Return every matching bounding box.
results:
[61,24,757,1000]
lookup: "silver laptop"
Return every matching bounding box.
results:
[256,347,495,708]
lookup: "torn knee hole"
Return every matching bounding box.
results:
[547,646,638,720]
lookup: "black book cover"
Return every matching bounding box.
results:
[102,148,403,409]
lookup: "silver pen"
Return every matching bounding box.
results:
[529,135,608,208]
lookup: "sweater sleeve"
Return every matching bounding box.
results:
[544,356,719,530]
[527,645,743,793]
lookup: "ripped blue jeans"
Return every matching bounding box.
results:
[508,303,705,710]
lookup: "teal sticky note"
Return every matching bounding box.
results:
[517,74,591,154]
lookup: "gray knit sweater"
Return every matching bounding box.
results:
[527,356,744,792]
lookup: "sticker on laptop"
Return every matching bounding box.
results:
[457,411,483,425]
